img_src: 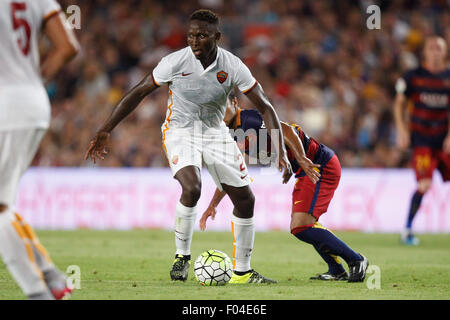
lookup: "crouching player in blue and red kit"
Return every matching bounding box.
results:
[394,36,450,246]
[200,97,369,282]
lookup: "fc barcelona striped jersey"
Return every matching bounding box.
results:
[234,109,334,178]
[396,66,450,149]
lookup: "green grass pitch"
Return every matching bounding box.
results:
[0,230,449,300]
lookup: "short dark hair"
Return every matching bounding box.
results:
[189,9,219,25]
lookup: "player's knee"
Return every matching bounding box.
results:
[241,191,255,215]
[232,191,255,218]
[317,243,331,254]
[290,212,316,232]
[245,191,255,207]
[417,179,432,193]
[290,224,313,236]
[181,182,202,203]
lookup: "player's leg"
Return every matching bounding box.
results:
[203,133,275,283]
[310,246,348,281]
[13,212,71,299]
[221,184,276,284]
[290,155,368,282]
[13,129,70,298]
[291,213,363,281]
[403,147,436,245]
[222,184,254,273]
[0,208,54,299]
[0,129,53,299]
[290,159,347,280]
[164,130,203,281]
[291,177,346,280]
[291,211,349,280]
[171,165,202,280]
[12,129,70,296]
[403,178,431,245]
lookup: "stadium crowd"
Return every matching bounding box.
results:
[33,0,450,168]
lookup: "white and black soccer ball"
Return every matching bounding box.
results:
[194,249,232,286]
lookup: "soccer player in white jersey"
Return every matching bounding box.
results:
[86,9,292,284]
[0,0,79,299]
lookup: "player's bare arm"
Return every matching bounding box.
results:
[41,12,79,83]
[393,91,410,150]
[280,122,321,184]
[393,91,409,148]
[200,188,227,230]
[245,84,293,183]
[85,73,159,163]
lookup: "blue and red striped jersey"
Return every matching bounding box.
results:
[397,66,450,149]
[233,109,334,178]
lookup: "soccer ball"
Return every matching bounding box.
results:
[194,249,232,286]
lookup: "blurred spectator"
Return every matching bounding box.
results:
[32,0,450,169]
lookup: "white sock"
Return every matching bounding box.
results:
[0,209,52,298]
[13,213,66,289]
[231,215,255,273]
[174,201,197,256]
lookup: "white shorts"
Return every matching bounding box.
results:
[162,128,251,191]
[0,128,46,207]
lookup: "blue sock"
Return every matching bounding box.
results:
[313,244,346,275]
[406,191,423,230]
[292,223,362,265]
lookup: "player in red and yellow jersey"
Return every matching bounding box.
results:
[200,97,369,282]
[394,36,450,245]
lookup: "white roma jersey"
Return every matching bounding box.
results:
[153,46,257,132]
[0,0,61,130]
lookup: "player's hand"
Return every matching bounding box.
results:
[444,134,450,154]
[200,206,217,231]
[298,156,321,184]
[85,131,110,164]
[396,127,410,150]
[279,154,293,184]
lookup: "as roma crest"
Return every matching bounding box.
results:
[217,70,228,84]
[172,155,179,165]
